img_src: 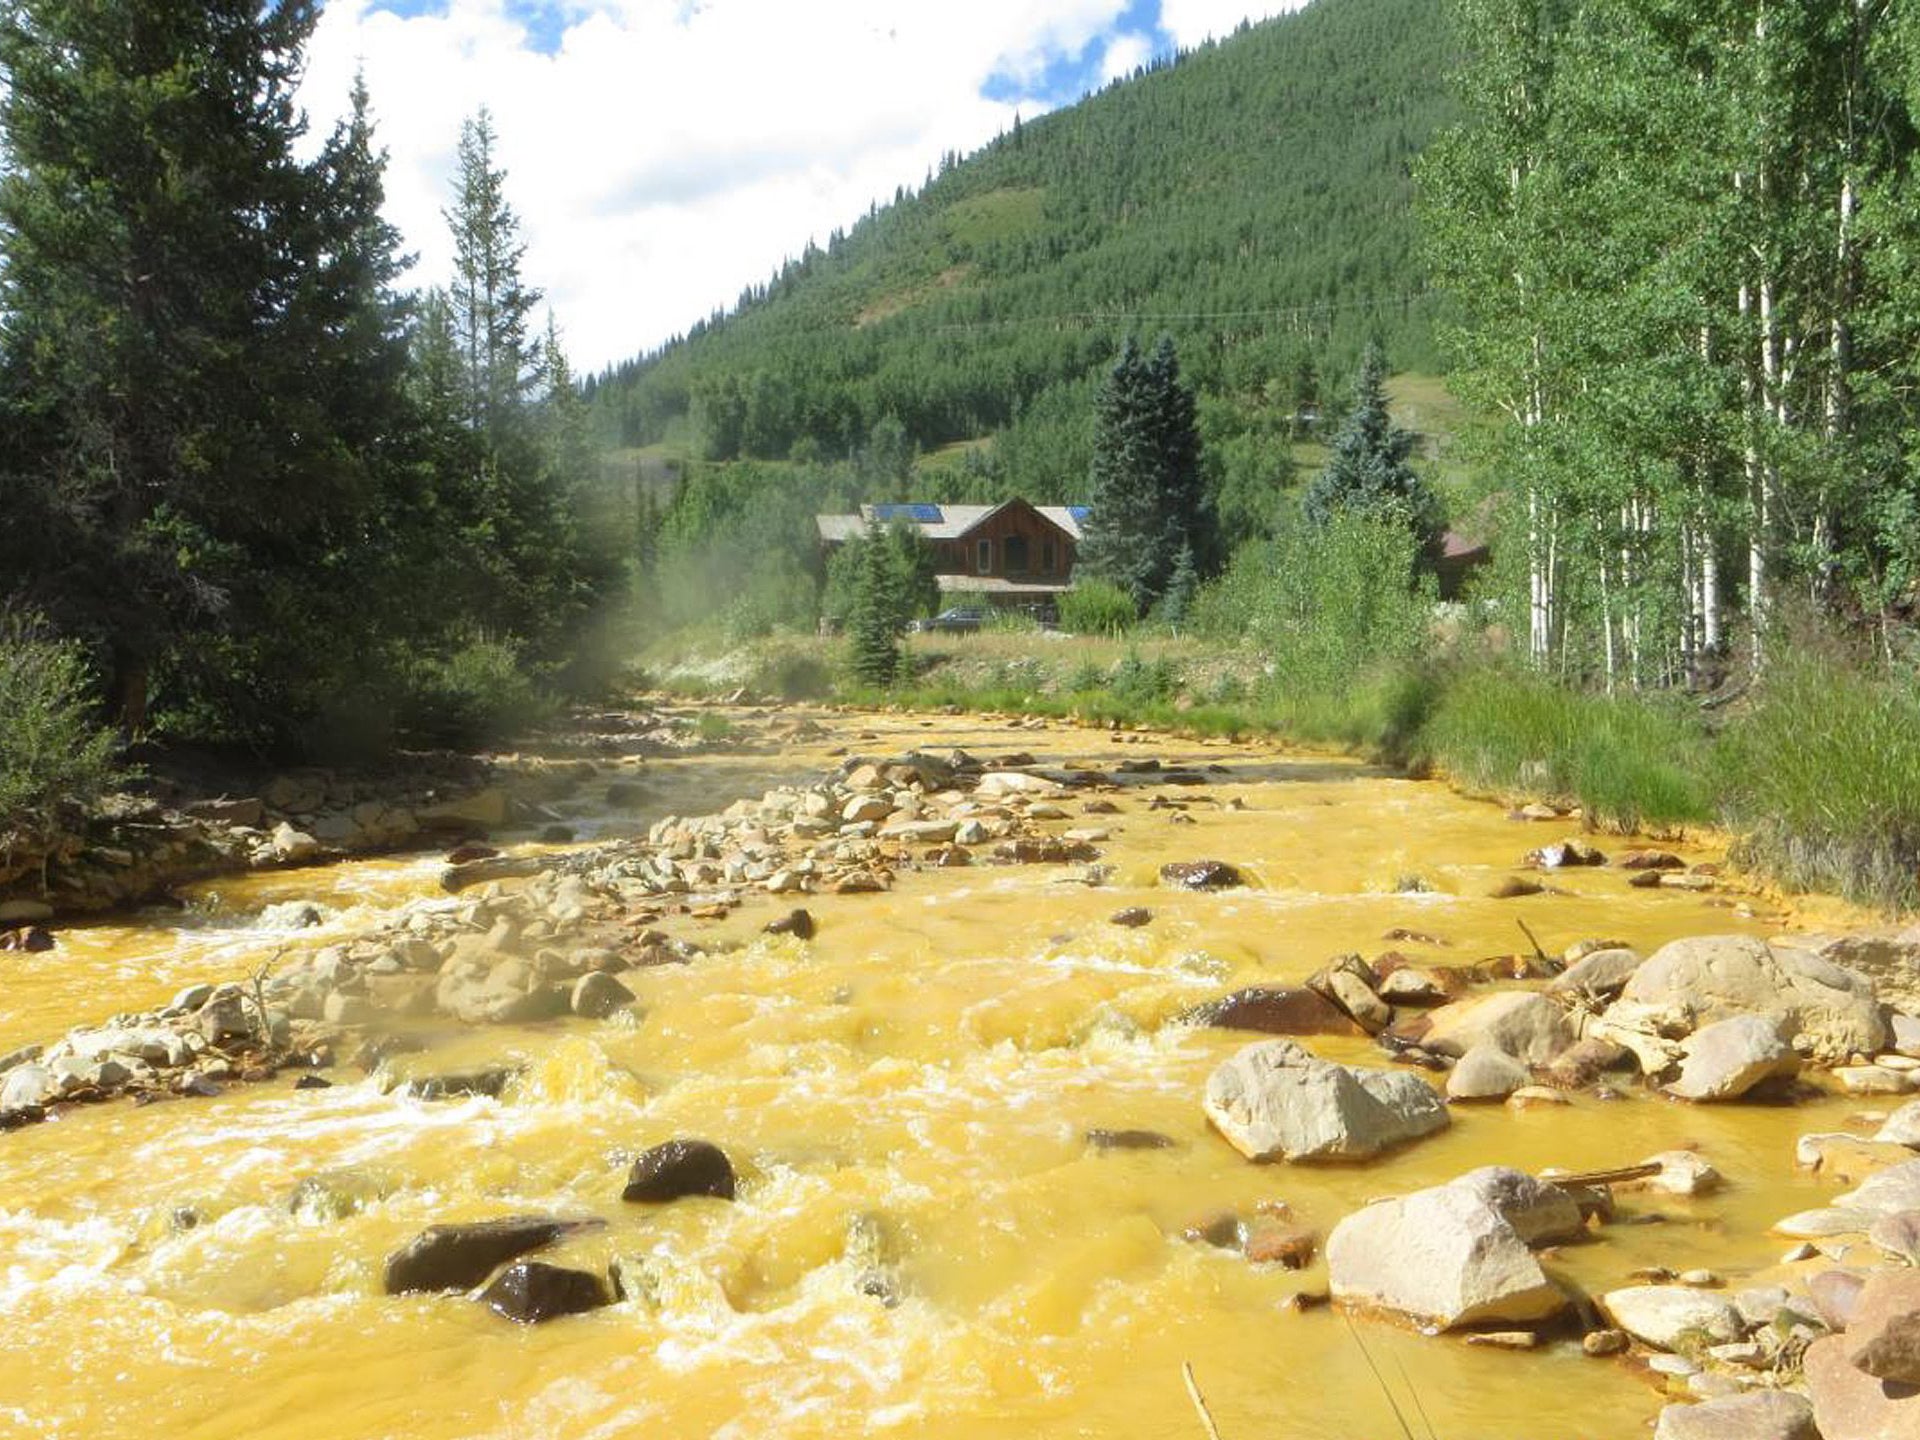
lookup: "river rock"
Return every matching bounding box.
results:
[1618,935,1889,1061]
[764,908,815,940]
[1877,1101,1920,1148]
[270,822,321,863]
[1311,954,1391,1033]
[1182,986,1361,1037]
[1202,1039,1449,1163]
[622,1139,736,1202]
[1421,991,1573,1065]
[1549,947,1641,999]
[1667,1015,1799,1101]
[1109,907,1152,928]
[1841,1159,1920,1218]
[1598,1286,1746,1351]
[1653,1392,1817,1440]
[1808,1330,1920,1440]
[570,971,634,1020]
[1378,966,1451,1005]
[478,1260,610,1323]
[0,1063,54,1111]
[1810,1270,1869,1330]
[1631,1150,1724,1197]
[1449,1166,1583,1244]
[384,1216,587,1294]
[1870,1211,1920,1265]
[1445,1044,1530,1101]
[1159,859,1244,890]
[842,795,891,824]
[1326,1180,1568,1329]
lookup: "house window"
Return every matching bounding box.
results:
[1042,539,1055,574]
[1004,535,1029,573]
[976,538,992,574]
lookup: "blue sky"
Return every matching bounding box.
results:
[309,1,1297,367]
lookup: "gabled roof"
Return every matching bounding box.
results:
[815,499,1089,544]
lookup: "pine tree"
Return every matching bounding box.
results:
[1302,343,1443,547]
[446,108,543,438]
[0,0,328,732]
[1158,542,1199,628]
[1078,336,1208,611]
[847,531,904,686]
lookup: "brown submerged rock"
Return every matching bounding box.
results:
[623,1139,736,1203]
[384,1215,596,1294]
[1158,859,1244,891]
[478,1260,610,1323]
[1182,987,1362,1038]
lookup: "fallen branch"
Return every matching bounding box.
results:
[1516,917,1549,965]
[1542,1162,1662,1188]
[1182,1361,1223,1440]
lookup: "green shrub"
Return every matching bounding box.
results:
[695,712,734,742]
[1719,656,1920,909]
[0,613,123,847]
[1110,651,1180,707]
[401,635,553,749]
[1059,579,1137,637]
[1066,659,1109,693]
[749,650,833,701]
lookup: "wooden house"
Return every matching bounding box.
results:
[815,499,1087,605]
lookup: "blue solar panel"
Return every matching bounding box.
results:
[871,503,942,523]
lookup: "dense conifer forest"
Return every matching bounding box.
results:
[589,0,1456,492]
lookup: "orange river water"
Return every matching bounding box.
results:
[0,709,1887,1440]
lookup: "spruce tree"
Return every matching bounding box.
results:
[1079,336,1210,612]
[0,0,338,732]
[1302,342,1443,547]
[446,108,543,438]
[847,532,904,687]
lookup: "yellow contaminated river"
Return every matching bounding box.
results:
[0,709,1882,1439]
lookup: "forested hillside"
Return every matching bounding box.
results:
[589,0,1455,500]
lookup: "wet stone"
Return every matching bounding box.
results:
[1158,860,1244,891]
[1085,1128,1177,1152]
[384,1216,589,1294]
[478,1260,610,1324]
[623,1139,736,1203]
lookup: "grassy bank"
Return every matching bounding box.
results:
[645,626,1920,913]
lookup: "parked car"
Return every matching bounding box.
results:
[911,607,986,634]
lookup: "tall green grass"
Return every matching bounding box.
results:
[1420,669,1713,834]
[1719,656,1920,910]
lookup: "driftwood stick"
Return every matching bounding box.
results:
[1182,1362,1224,1440]
[1517,916,1550,964]
[1544,1162,1662,1188]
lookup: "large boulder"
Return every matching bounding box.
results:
[1840,1160,1920,1219]
[1326,1179,1568,1329]
[1203,1040,1448,1163]
[1421,991,1573,1065]
[1844,1270,1920,1388]
[1597,1286,1745,1351]
[1666,1015,1799,1101]
[384,1216,592,1294]
[1447,1166,1584,1245]
[1654,1393,1818,1440]
[1808,1330,1920,1440]
[1619,935,1888,1061]
[1548,947,1641,999]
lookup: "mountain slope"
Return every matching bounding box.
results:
[589,0,1456,497]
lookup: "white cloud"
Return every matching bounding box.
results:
[1158,0,1305,51]
[299,0,1139,372]
[1099,30,1154,85]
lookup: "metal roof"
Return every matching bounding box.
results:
[817,500,1089,544]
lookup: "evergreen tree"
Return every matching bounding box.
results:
[446,108,542,437]
[847,530,904,686]
[1302,343,1443,547]
[1078,336,1209,611]
[0,0,348,733]
[1158,542,1199,628]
